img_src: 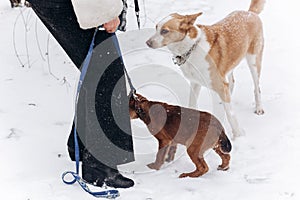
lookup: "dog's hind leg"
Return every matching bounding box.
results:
[179,157,209,178]
[215,147,230,171]
[246,53,264,115]
[179,146,209,178]
[147,140,171,170]
[188,82,201,109]
[214,137,231,171]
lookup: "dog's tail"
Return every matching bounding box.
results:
[249,0,266,14]
[219,130,232,154]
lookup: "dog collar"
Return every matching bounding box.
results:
[172,38,201,66]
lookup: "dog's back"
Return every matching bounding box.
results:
[199,10,263,73]
[142,100,225,145]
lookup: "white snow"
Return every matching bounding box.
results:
[1,0,300,199]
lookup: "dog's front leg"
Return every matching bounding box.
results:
[165,142,177,162]
[223,102,244,139]
[188,82,201,109]
[147,140,170,170]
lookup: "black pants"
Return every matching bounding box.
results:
[28,0,134,169]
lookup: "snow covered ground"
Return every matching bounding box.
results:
[1,0,300,199]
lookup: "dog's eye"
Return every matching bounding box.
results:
[136,108,143,113]
[160,29,169,35]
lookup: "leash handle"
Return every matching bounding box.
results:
[62,27,120,199]
[62,171,120,199]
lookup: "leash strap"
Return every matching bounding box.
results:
[62,28,120,199]
[111,34,136,96]
[134,0,140,29]
[118,0,128,31]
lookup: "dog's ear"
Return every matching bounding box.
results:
[171,13,185,20]
[180,12,202,32]
[180,12,202,30]
[179,12,202,37]
[185,12,203,25]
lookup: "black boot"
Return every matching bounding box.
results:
[82,150,134,188]
[104,168,135,188]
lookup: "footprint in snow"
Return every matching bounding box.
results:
[244,174,269,184]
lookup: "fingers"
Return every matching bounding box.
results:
[103,18,120,33]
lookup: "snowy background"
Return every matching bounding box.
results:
[1,0,300,199]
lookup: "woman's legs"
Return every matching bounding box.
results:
[29,0,134,188]
[76,32,134,188]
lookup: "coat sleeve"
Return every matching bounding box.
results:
[71,0,123,29]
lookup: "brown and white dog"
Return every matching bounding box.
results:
[129,93,231,178]
[146,0,265,139]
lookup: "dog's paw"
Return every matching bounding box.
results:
[179,170,206,178]
[147,162,161,170]
[255,109,265,115]
[24,1,31,7]
[217,165,229,171]
[179,173,189,178]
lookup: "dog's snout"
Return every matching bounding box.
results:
[146,39,153,48]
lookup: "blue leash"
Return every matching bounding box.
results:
[111,33,136,95]
[62,28,120,199]
[62,172,120,199]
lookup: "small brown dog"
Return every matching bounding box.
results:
[129,93,232,178]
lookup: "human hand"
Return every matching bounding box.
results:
[103,17,120,33]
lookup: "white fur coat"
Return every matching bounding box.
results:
[71,0,123,29]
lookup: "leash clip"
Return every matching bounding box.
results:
[172,55,186,66]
